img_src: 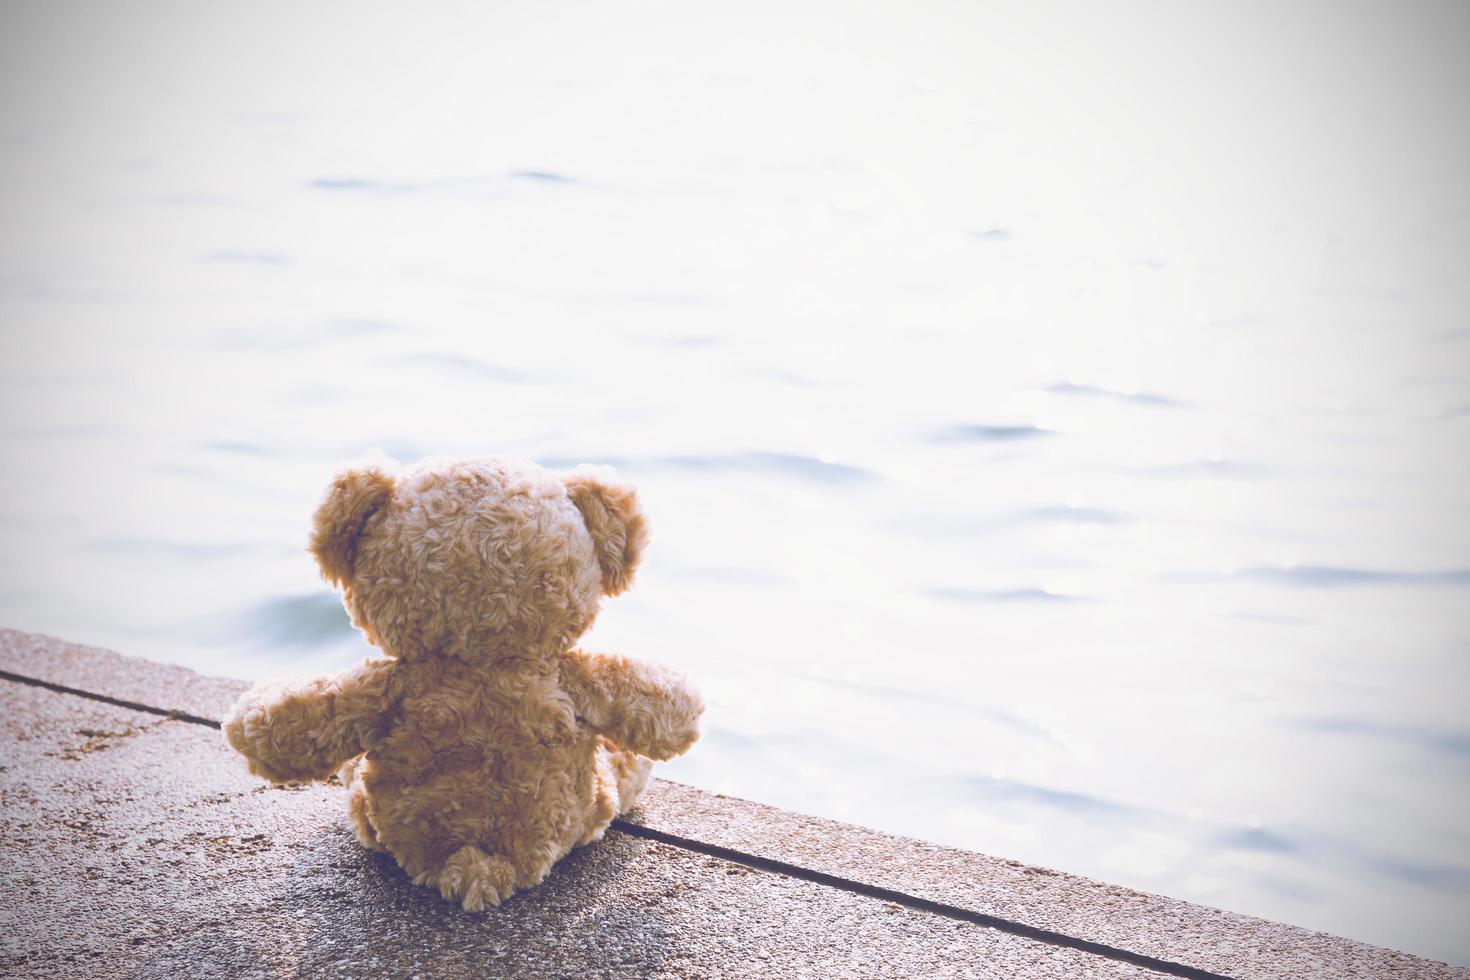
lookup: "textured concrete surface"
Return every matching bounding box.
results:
[2,628,1466,979]
[0,628,250,721]
[630,783,1465,980]
[0,678,1152,979]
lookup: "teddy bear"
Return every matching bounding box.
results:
[222,455,704,911]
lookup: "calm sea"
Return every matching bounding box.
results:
[2,0,1467,964]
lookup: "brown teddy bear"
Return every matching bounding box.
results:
[222,456,704,910]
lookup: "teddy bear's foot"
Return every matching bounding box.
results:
[346,781,384,852]
[607,745,653,815]
[338,758,384,852]
[582,740,655,844]
[419,845,518,912]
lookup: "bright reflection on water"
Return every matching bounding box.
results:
[2,0,1468,965]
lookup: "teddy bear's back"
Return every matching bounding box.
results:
[358,656,600,879]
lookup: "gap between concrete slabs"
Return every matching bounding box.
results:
[0,664,1206,980]
[0,679,1152,979]
[2,629,1464,980]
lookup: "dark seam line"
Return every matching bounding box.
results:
[609,821,1231,980]
[0,669,223,730]
[0,667,1231,980]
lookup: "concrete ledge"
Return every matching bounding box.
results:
[0,628,251,721]
[1,629,1464,979]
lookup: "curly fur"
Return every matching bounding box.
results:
[222,456,704,910]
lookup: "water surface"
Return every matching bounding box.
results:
[1,0,1467,964]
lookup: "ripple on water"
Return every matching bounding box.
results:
[1158,565,1470,588]
[1218,826,1300,854]
[732,366,819,387]
[1022,506,1130,525]
[327,318,404,337]
[510,169,576,183]
[202,441,280,457]
[309,177,416,192]
[85,538,262,560]
[663,564,790,588]
[1289,716,1470,759]
[1045,381,1181,408]
[1241,565,1470,588]
[211,317,409,351]
[391,352,535,384]
[244,593,355,648]
[537,452,877,484]
[921,587,1084,604]
[805,673,1061,745]
[200,251,291,266]
[929,424,1054,443]
[953,774,1138,816]
[308,170,579,195]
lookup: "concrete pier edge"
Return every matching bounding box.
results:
[1,628,1463,979]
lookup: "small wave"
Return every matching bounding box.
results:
[212,318,407,350]
[1023,506,1129,525]
[1290,717,1470,759]
[667,452,875,482]
[956,775,1136,815]
[1251,875,1318,901]
[1118,458,1269,479]
[807,673,1060,744]
[667,564,790,587]
[624,333,722,348]
[930,424,1053,443]
[538,452,876,484]
[309,170,577,195]
[733,367,819,387]
[203,441,278,456]
[308,176,477,194]
[244,593,356,648]
[510,169,575,183]
[86,538,261,559]
[571,290,712,307]
[310,177,396,191]
[1354,854,1470,892]
[1046,381,1179,407]
[392,352,534,383]
[327,318,404,337]
[1244,566,1470,588]
[201,250,290,266]
[1231,822,1470,893]
[922,587,1082,603]
[1218,826,1300,854]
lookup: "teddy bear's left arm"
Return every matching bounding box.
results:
[559,649,704,760]
[223,657,397,783]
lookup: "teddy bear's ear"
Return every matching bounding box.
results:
[563,465,649,596]
[308,461,397,588]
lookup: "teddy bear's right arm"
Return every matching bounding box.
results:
[222,657,397,783]
[559,649,704,760]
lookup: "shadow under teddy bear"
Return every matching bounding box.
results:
[129,816,675,979]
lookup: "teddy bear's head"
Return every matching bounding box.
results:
[307,456,647,663]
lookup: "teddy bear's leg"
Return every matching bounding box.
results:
[337,758,383,851]
[415,845,519,912]
[346,779,383,852]
[606,742,653,814]
[583,736,653,846]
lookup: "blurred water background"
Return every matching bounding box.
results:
[2,0,1468,964]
